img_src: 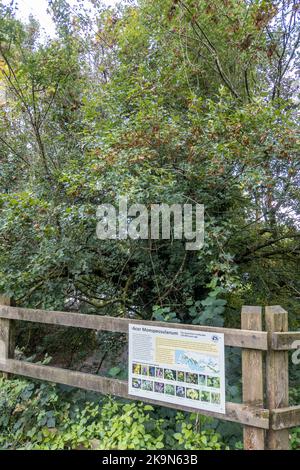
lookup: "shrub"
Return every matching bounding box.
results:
[0,377,226,450]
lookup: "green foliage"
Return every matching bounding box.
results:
[173,422,226,450]
[152,305,180,323]
[108,364,128,380]
[0,0,299,325]
[291,428,300,450]
[187,288,227,326]
[0,0,299,450]
[289,387,300,450]
[0,377,226,450]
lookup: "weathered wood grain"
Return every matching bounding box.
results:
[272,331,300,350]
[265,306,289,450]
[242,306,265,450]
[0,358,270,429]
[0,296,15,379]
[0,305,268,350]
[271,405,300,430]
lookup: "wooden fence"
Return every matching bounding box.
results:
[0,296,299,450]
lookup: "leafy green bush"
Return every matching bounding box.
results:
[173,420,225,450]
[291,428,300,450]
[0,377,226,450]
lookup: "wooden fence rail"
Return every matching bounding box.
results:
[0,359,269,429]
[272,332,300,350]
[0,298,299,450]
[0,305,268,350]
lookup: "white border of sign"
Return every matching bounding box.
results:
[128,324,225,414]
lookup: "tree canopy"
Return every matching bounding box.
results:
[0,0,299,329]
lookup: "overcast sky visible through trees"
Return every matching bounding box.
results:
[3,0,118,37]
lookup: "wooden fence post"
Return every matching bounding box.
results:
[0,296,15,379]
[265,306,289,450]
[241,306,265,450]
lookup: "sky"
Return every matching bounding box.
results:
[4,0,118,37]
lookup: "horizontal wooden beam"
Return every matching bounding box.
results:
[271,405,300,430]
[0,306,268,350]
[0,359,270,429]
[272,332,300,350]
